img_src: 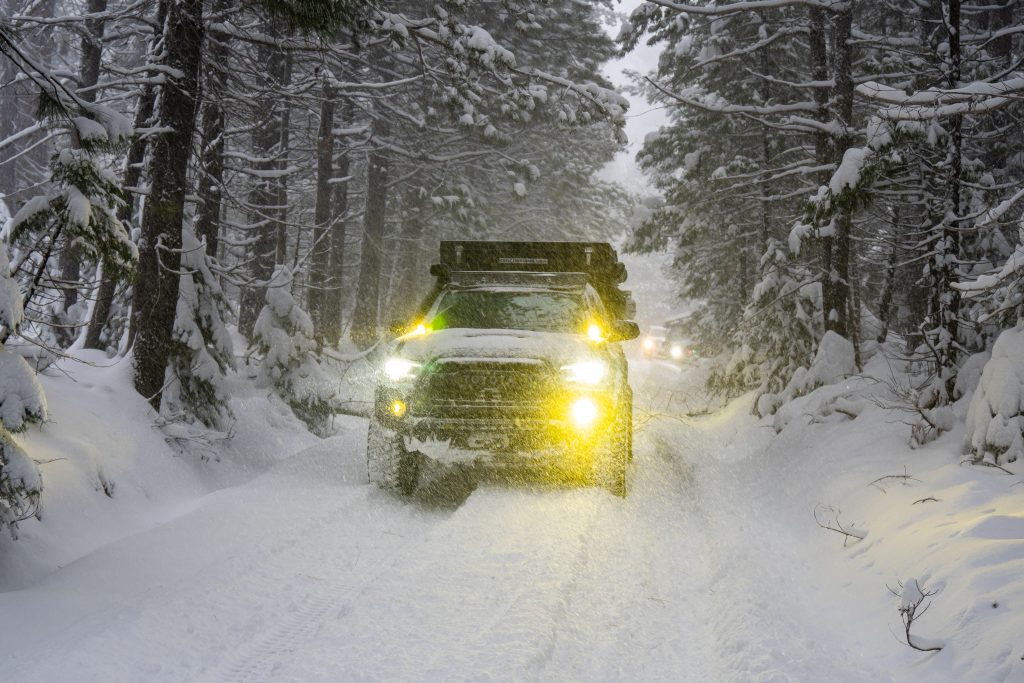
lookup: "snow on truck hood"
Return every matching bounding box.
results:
[395,328,598,367]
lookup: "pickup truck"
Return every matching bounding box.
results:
[367,241,639,497]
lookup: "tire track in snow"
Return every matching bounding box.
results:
[6,441,447,683]
[537,421,718,681]
[262,486,613,681]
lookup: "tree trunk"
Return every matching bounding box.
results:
[194,0,231,257]
[86,0,168,351]
[350,122,389,349]
[934,0,963,397]
[321,103,352,347]
[808,6,833,331]
[237,28,289,339]
[57,0,108,343]
[825,5,854,340]
[132,0,204,409]
[387,184,427,321]
[308,81,335,343]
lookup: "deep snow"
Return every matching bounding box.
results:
[0,349,1021,681]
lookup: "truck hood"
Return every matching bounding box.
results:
[394,328,599,368]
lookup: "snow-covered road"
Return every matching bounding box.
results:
[0,360,892,682]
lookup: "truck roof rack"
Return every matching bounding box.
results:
[431,241,634,320]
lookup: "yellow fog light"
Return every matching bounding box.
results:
[585,321,605,343]
[568,396,599,429]
[389,400,408,418]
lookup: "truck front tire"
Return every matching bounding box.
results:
[366,418,421,496]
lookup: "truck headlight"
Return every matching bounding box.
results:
[568,396,600,429]
[561,359,607,385]
[383,357,420,381]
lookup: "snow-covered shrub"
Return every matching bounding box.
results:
[708,241,822,407]
[0,432,42,538]
[253,267,335,435]
[164,225,235,428]
[964,324,1024,466]
[757,331,855,417]
[0,244,46,537]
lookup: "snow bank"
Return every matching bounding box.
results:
[0,340,324,589]
[736,346,1024,681]
[759,331,855,417]
[964,324,1024,465]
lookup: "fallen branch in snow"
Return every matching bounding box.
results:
[912,497,940,505]
[889,579,944,652]
[960,458,1015,476]
[868,466,921,493]
[814,504,866,546]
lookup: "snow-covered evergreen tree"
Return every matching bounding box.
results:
[253,267,335,436]
[0,243,45,538]
[3,112,136,351]
[163,224,235,428]
[709,239,823,413]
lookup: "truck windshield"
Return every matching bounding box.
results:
[430,289,586,333]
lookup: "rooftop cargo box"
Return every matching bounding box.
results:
[431,241,634,320]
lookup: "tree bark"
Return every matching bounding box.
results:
[86,0,168,350]
[194,0,231,257]
[132,0,204,409]
[387,184,427,321]
[350,121,389,349]
[321,102,352,347]
[935,0,963,396]
[308,81,335,343]
[808,6,833,330]
[825,5,854,341]
[237,27,290,339]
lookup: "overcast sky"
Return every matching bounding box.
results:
[598,0,669,194]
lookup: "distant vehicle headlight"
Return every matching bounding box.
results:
[641,337,655,351]
[670,344,684,360]
[562,359,607,385]
[383,357,420,381]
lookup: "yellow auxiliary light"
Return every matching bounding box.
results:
[411,322,428,336]
[568,396,600,430]
[585,321,605,343]
[389,399,408,418]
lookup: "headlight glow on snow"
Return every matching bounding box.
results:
[562,359,607,385]
[568,396,600,429]
[383,357,420,381]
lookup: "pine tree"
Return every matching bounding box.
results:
[252,267,335,435]
[0,243,45,538]
[163,224,235,428]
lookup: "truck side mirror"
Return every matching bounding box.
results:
[609,320,640,342]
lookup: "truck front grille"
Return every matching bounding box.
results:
[412,360,557,419]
